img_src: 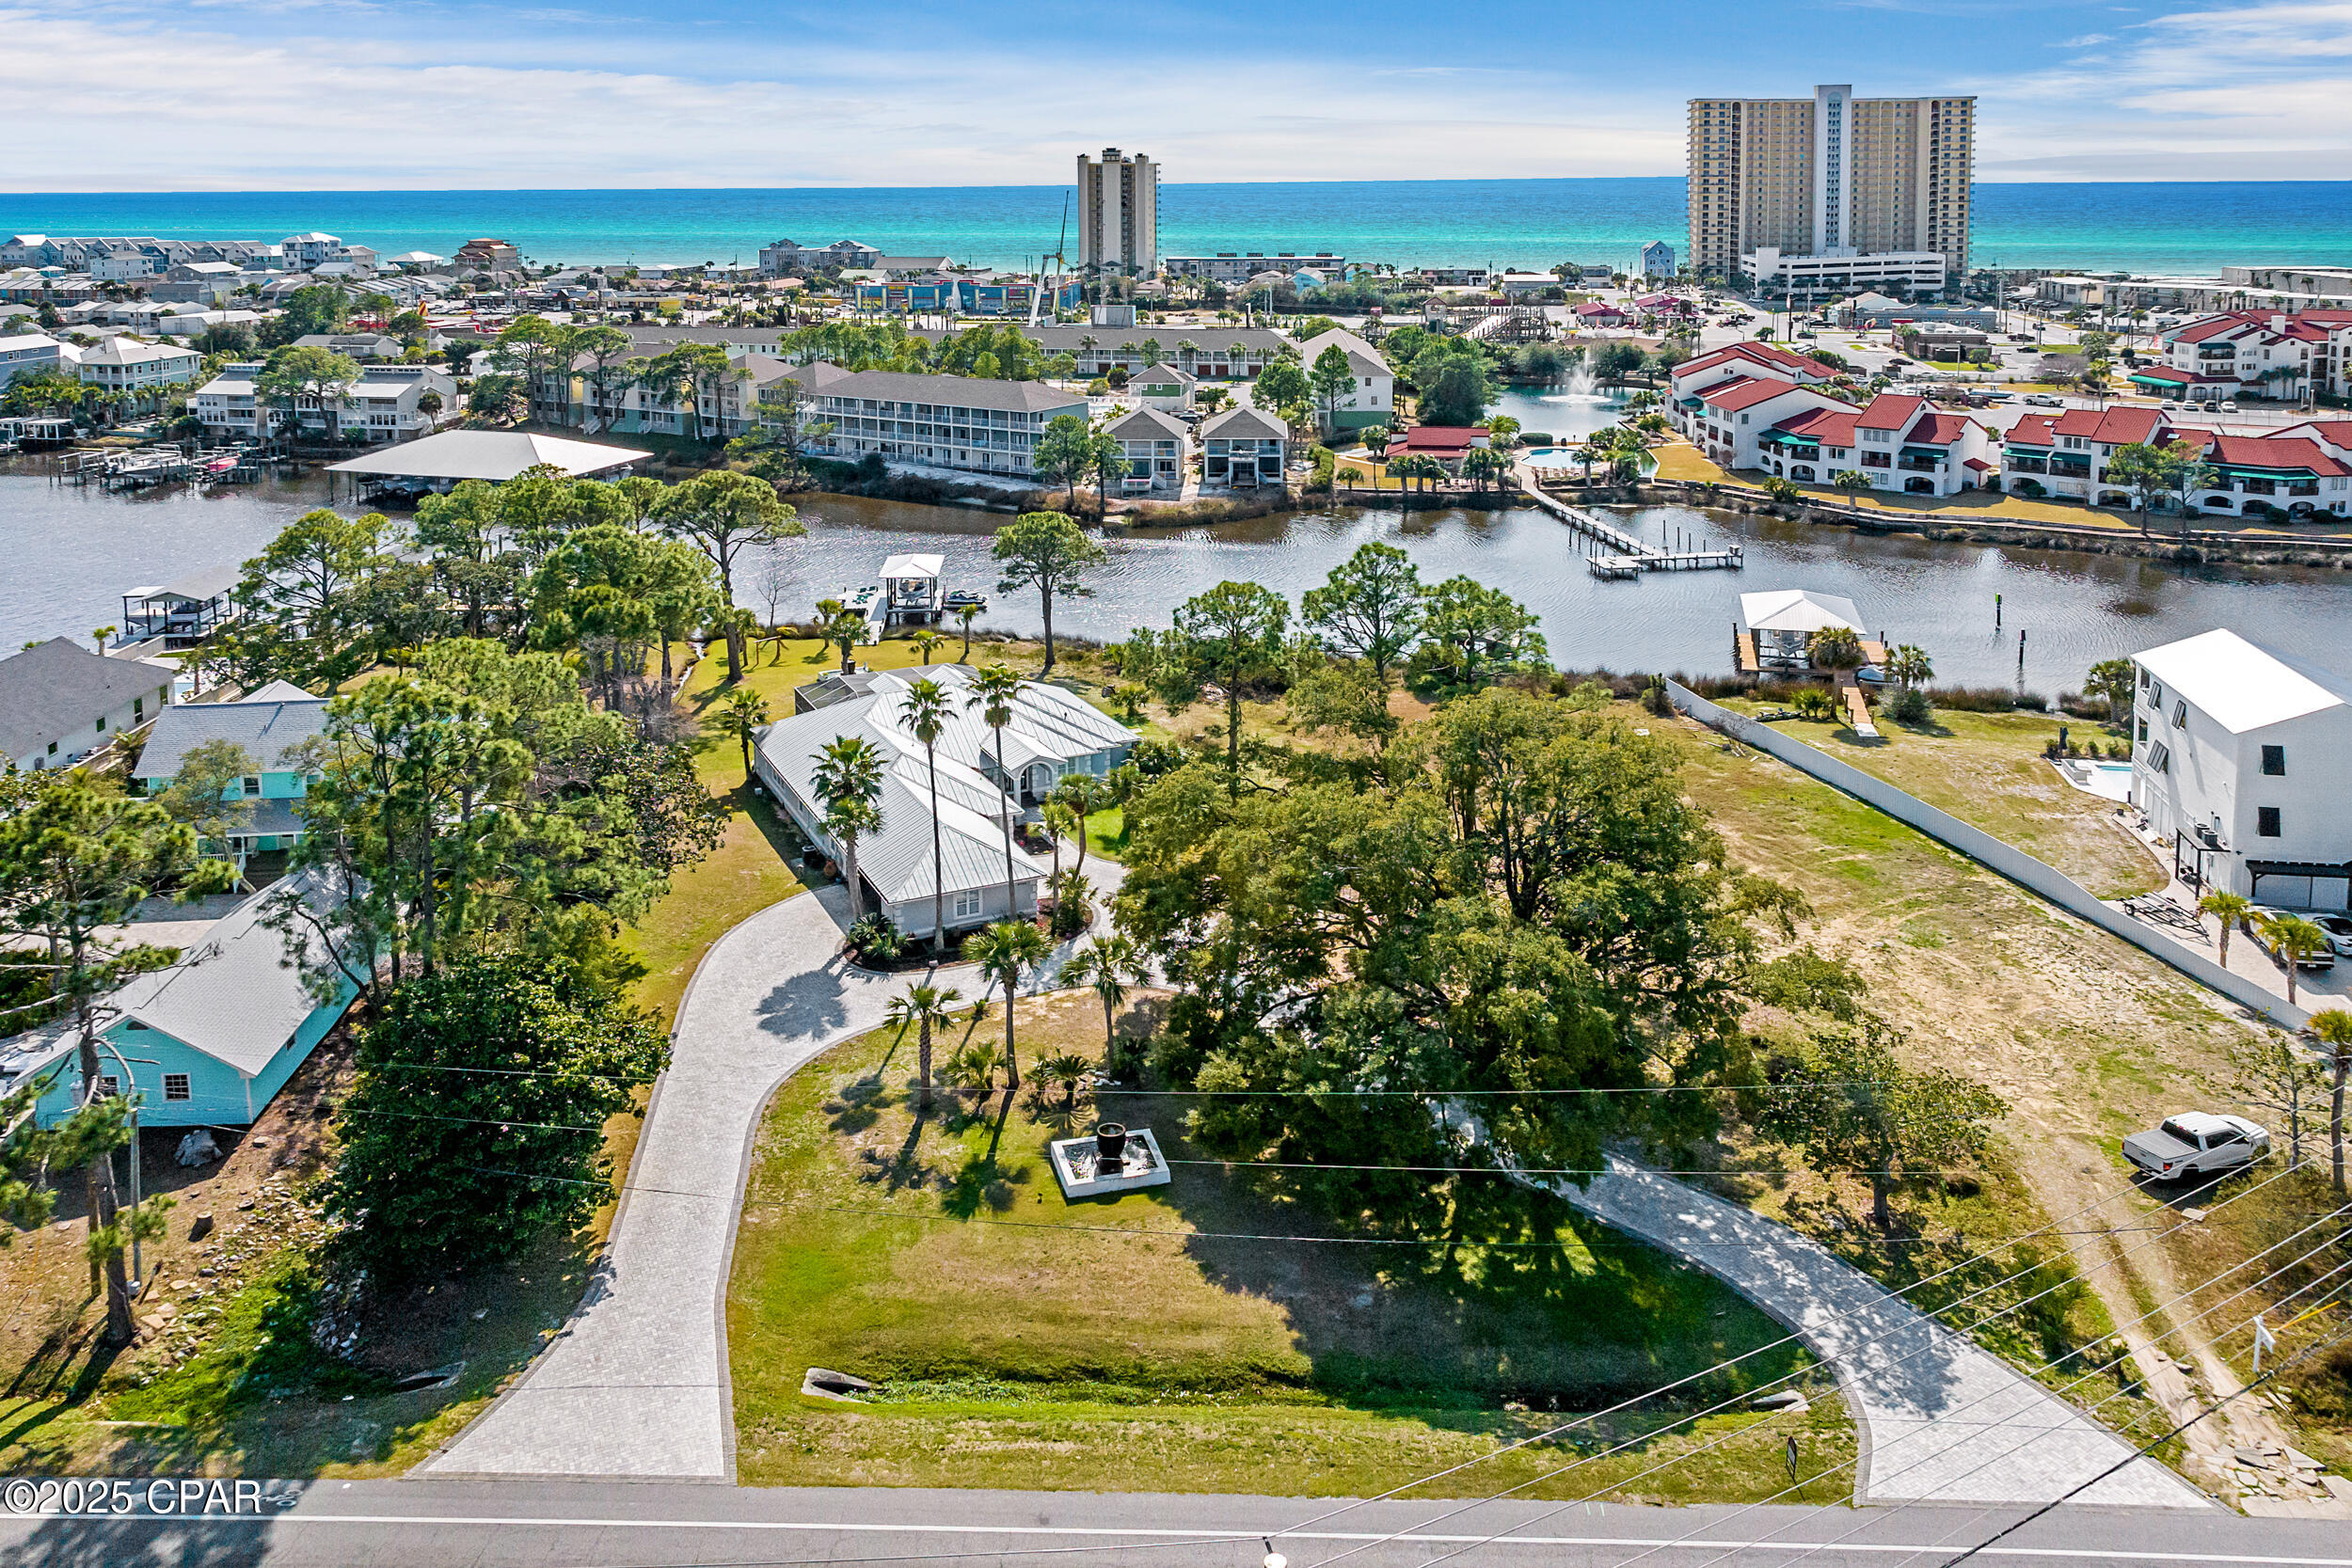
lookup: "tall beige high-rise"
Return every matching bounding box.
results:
[1075,148,1158,277]
[1686,86,1973,279]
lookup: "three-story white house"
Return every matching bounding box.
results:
[2129,628,2352,910]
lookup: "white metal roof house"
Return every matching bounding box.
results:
[2130,628,2352,908]
[2,869,359,1129]
[752,665,1134,940]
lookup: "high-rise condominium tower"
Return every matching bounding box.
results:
[1075,148,1158,277]
[1686,85,1974,280]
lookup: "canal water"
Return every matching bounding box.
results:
[7,466,2350,691]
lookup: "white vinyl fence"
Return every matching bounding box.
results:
[1666,680,2311,1031]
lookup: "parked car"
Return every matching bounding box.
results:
[2024,393,2062,407]
[2123,1114,2270,1180]
[2219,400,2240,412]
[2310,912,2352,958]
[2249,904,2338,969]
[2161,400,2181,410]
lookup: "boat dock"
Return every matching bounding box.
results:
[53,445,264,492]
[1518,467,1742,577]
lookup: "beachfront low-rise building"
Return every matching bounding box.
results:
[2172,433,2351,521]
[806,371,1089,479]
[2129,628,2352,910]
[1753,390,1994,497]
[1740,246,1947,303]
[1686,376,1846,468]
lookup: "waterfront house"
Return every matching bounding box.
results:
[5,869,360,1131]
[1853,397,1994,497]
[73,336,200,394]
[2150,310,2328,404]
[806,371,1089,480]
[292,332,405,361]
[1641,240,1677,279]
[1999,406,2169,505]
[131,681,332,859]
[2129,628,2352,909]
[1199,405,1288,486]
[0,638,175,772]
[193,360,455,445]
[1668,343,1836,436]
[1105,406,1188,489]
[1292,326,1393,429]
[753,664,1131,941]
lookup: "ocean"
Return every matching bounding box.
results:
[4,180,2347,277]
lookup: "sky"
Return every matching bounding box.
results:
[2,0,2348,189]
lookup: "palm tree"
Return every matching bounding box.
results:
[90,625,117,657]
[1338,465,1363,493]
[954,603,981,662]
[2197,890,2251,967]
[1036,1052,1092,1111]
[2311,1008,2352,1196]
[965,919,1049,1092]
[886,982,962,1111]
[2260,913,2330,1006]
[811,733,886,923]
[718,686,770,783]
[816,597,864,674]
[1063,932,1143,1056]
[1830,467,1875,513]
[901,678,952,950]
[965,662,1025,915]
[911,628,945,665]
[1040,800,1078,879]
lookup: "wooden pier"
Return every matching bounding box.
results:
[1517,465,1742,576]
[54,445,263,492]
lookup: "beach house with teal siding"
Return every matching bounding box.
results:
[131,681,329,857]
[2,870,359,1129]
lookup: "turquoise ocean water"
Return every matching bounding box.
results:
[5,180,2346,275]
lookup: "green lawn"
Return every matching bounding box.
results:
[726,990,1851,1499]
[1713,698,2164,899]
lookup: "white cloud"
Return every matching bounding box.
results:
[1968,0,2352,177]
[0,3,1677,188]
[2055,31,2114,43]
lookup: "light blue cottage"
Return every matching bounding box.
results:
[3,869,359,1129]
[130,680,331,859]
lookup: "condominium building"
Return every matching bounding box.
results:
[806,371,1089,477]
[1075,148,1158,277]
[1687,84,1974,287]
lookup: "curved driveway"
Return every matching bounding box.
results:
[424,874,1115,1481]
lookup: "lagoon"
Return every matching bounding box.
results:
[13,467,2347,693]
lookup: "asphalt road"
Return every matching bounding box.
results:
[5,1481,2351,1568]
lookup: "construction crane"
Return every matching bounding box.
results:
[1028,192,1071,328]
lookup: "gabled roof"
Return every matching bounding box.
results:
[2171,316,2261,344]
[1902,411,1976,446]
[1674,341,1825,383]
[323,429,649,481]
[2052,406,2163,445]
[1703,377,1818,413]
[1200,405,1288,440]
[815,370,1089,415]
[1741,590,1864,636]
[1855,393,1925,431]
[2135,628,2352,734]
[2203,436,2349,477]
[0,638,170,759]
[1768,405,1860,445]
[103,867,355,1075]
[134,684,330,780]
[1391,425,1488,452]
[1132,361,1196,385]
[1106,406,1189,441]
[2005,415,2058,448]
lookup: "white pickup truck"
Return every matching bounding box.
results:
[2122,1113,2271,1181]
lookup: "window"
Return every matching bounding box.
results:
[2172,701,2187,729]
[951,889,983,920]
[2258,806,2281,838]
[2261,745,2284,776]
[2147,742,2171,773]
[95,715,105,733]
[243,774,262,797]
[163,1073,191,1101]
[97,1075,121,1100]
[2137,718,2148,743]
